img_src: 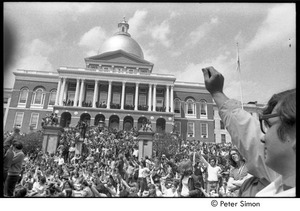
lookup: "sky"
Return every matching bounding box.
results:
[3,2,296,104]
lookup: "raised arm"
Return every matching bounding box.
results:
[201,66,278,182]
[199,154,209,168]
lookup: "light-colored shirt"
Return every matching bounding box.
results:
[133,149,139,157]
[58,157,64,165]
[32,182,46,194]
[207,165,221,182]
[219,99,279,182]
[139,167,150,178]
[256,176,295,197]
[181,176,190,197]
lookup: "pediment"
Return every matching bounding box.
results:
[85,50,153,66]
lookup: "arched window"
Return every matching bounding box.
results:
[31,88,45,106]
[174,98,181,113]
[185,98,196,117]
[18,88,29,105]
[200,100,207,118]
[48,89,57,106]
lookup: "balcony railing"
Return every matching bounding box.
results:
[156,106,166,112]
[110,103,121,109]
[59,101,170,112]
[124,104,134,110]
[138,105,148,111]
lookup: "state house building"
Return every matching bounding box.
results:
[4,18,264,143]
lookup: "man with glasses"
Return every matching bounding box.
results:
[201,66,295,196]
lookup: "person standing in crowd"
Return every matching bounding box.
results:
[178,160,204,197]
[199,156,222,194]
[202,66,296,196]
[4,127,22,145]
[4,141,25,196]
[3,141,14,187]
[137,160,150,196]
[226,148,252,196]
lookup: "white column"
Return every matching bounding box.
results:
[3,97,11,129]
[166,85,170,112]
[134,82,139,111]
[78,79,85,107]
[170,85,174,112]
[148,84,152,111]
[107,81,112,109]
[73,79,80,107]
[63,81,68,103]
[93,80,99,108]
[153,84,157,111]
[59,77,66,106]
[55,77,62,106]
[121,81,126,109]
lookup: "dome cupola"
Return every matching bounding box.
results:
[98,17,144,59]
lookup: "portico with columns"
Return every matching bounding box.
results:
[7,18,215,142]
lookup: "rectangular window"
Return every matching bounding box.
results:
[201,123,208,138]
[220,120,225,129]
[30,113,39,129]
[83,84,94,104]
[112,92,120,104]
[221,134,226,143]
[139,88,147,94]
[99,92,107,104]
[125,93,134,105]
[156,97,164,107]
[14,112,24,128]
[187,122,194,137]
[139,94,147,106]
[48,91,56,106]
[69,83,77,90]
[67,91,75,102]
[156,89,164,94]
[67,83,76,102]
[174,121,181,134]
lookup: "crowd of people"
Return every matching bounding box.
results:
[3,66,296,197]
[3,124,238,197]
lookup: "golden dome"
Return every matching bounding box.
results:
[98,17,144,59]
[99,34,144,59]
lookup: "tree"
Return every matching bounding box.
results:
[20,130,43,155]
[153,132,181,159]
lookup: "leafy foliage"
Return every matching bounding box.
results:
[20,131,43,155]
[152,132,181,159]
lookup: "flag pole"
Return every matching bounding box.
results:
[236,42,244,110]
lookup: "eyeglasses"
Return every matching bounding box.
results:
[259,113,280,134]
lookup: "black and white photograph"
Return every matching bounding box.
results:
[3,2,298,210]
